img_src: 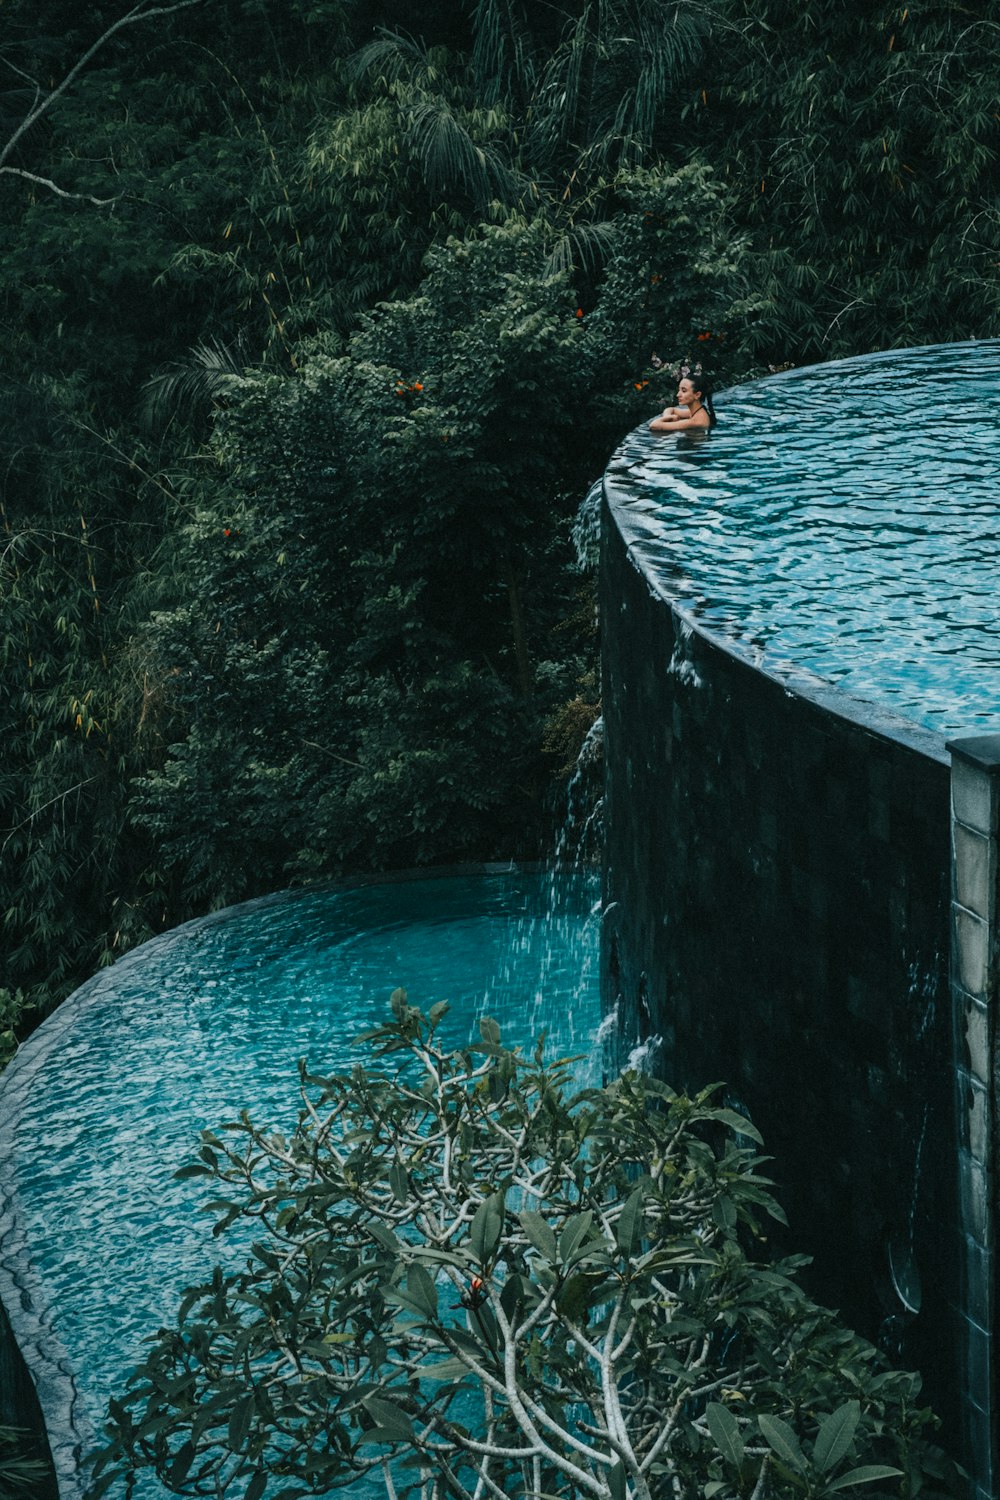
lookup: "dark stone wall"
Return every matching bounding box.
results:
[601,486,961,1445]
[0,1298,58,1498]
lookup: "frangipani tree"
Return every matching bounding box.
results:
[90,998,958,1500]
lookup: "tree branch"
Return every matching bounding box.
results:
[0,0,207,201]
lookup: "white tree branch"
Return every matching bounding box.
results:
[0,0,207,201]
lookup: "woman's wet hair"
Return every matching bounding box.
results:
[685,370,717,427]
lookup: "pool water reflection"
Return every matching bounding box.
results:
[0,870,601,1497]
[609,339,1000,738]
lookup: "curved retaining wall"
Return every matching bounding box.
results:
[601,429,997,1493]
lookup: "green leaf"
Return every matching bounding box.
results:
[608,1459,627,1500]
[757,1414,805,1473]
[827,1466,903,1491]
[710,1107,763,1144]
[168,1443,196,1488]
[361,1396,414,1443]
[228,1393,254,1453]
[245,1471,267,1500]
[712,1194,737,1231]
[813,1401,860,1474]
[705,1402,744,1469]
[616,1186,645,1256]
[558,1210,593,1264]
[388,1160,408,1203]
[369,1221,402,1252]
[470,1190,505,1265]
[479,1016,501,1046]
[407,1263,438,1319]
[421,1357,470,1382]
[519,1210,558,1262]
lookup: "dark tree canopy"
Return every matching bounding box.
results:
[1,0,998,1042]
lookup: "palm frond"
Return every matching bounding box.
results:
[472,0,539,107]
[544,217,619,278]
[405,99,495,206]
[141,339,245,433]
[344,30,430,90]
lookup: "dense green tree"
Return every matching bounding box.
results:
[1,0,998,1030]
[701,0,1000,362]
[125,222,601,911]
[89,1001,961,1499]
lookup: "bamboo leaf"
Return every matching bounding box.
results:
[244,1471,267,1500]
[227,1393,254,1453]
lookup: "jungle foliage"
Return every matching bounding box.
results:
[1,0,998,1035]
[90,1002,962,1499]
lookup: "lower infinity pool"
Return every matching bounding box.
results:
[0,869,601,1498]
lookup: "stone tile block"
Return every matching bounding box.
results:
[868,795,890,841]
[952,822,995,921]
[952,906,990,1001]
[960,1237,993,1330]
[961,1077,988,1163]
[964,1318,992,1410]
[958,1152,989,1244]
[952,757,997,837]
[958,997,990,1087]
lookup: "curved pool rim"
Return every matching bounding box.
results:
[605,333,1000,763]
[0,861,591,1499]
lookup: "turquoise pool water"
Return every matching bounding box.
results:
[0,870,601,1497]
[610,340,1000,739]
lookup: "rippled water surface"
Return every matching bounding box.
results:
[608,340,1000,737]
[1,871,600,1494]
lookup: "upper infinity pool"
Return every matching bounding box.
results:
[607,339,1000,739]
[0,869,601,1498]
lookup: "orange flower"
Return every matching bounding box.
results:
[633,380,649,390]
[697,331,712,341]
[413,382,423,392]
[576,307,584,318]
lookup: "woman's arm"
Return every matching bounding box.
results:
[649,411,709,432]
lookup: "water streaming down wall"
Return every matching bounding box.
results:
[599,346,1000,1498]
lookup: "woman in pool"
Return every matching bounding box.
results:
[649,374,716,432]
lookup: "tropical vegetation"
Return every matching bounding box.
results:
[89,1001,962,1499]
[1,0,997,1049]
